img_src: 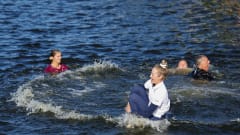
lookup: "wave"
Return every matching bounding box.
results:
[10,76,92,120]
[10,80,170,131]
[10,60,170,132]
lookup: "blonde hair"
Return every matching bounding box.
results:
[154,64,168,80]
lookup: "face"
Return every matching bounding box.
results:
[150,67,163,85]
[199,56,210,71]
[51,52,62,64]
[178,60,188,69]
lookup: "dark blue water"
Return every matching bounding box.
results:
[1,0,240,134]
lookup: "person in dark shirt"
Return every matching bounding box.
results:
[191,55,214,81]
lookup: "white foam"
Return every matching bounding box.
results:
[11,80,171,132]
[77,60,121,73]
[10,61,117,121]
[10,76,93,120]
[10,61,171,131]
[115,113,170,132]
[231,118,240,122]
[11,84,170,131]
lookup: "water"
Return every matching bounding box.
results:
[0,0,240,134]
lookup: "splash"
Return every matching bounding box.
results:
[10,77,170,131]
[10,61,170,132]
[77,60,122,74]
[10,77,93,120]
[231,118,240,123]
[115,113,170,132]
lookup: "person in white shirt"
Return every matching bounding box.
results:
[125,63,170,120]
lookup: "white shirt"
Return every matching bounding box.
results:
[144,79,170,118]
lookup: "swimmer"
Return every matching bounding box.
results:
[191,55,214,81]
[125,63,170,120]
[168,59,192,75]
[177,59,188,69]
[44,49,68,75]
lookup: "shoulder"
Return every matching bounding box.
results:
[60,64,68,72]
[44,65,53,72]
[191,68,214,81]
[159,82,167,91]
[45,64,51,68]
[60,64,69,71]
[155,82,167,93]
[61,64,68,69]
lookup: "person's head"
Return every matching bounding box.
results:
[49,50,62,64]
[195,55,210,71]
[150,64,168,85]
[177,59,188,69]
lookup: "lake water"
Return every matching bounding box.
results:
[0,0,240,134]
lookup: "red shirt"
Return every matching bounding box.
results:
[44,64,68,74]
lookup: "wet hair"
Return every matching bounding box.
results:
[49,49,61,61]
[154,64,168,80]
[50,49,61,57]
[195,55,207,66]
[177,59,188,68]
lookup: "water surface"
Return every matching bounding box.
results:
[0,0,240,134]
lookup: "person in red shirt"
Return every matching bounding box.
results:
[44,50,68,75]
